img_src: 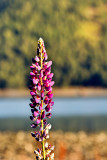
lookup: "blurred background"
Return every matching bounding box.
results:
[0,0,107,160]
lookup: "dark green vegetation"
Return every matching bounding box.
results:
[0,116,107,132]
[0,0,107,88]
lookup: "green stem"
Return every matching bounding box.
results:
[40,51,45,160]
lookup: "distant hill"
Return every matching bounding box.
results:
[0,0,107,88]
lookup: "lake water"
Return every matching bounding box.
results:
[0,97,107,117]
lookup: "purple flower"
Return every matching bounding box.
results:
[45,86,52,91]
[47,73,54,79]
[44,96,49,104]
[35,96,40,103]
[35,56,40,62]
[33,77,39,85]
[36,115,41,124]
[44,61,52,69]
[29,103,34,108]
[30,116,34,121]
[47,91,53,98]
[41,111,45,119]
[30,64,36,70]
[30,91,36,96]
[49,99,54,106]
[29,37,54,159]
[31,132,36,137]
[41,90,44,98]
[34,110,39,117]
[37,83,41,91]
[43,119,47,125]
[30,72,35,77]
[39,103,42,111]
[46,113,52,119]
[45,104,52,112]
[31,123,38,128]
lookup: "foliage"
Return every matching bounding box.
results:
[0,0,107,88]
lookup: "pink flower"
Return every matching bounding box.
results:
[30,91,36,96]
[35,96,40,103]
[35,56,40,62]
[44,61,52,69]
[37,83,41,91]
[49,81,54,86]
[45,104,52,112]
[44,96,49,104]
[47,73,54,79]
[29,38,54,159]
[33,77,39,85]
[46,113,52,119]
[39,103,42,111]
[30,72,35,77]
[36,115,41,124]
[47,91,53,98]
[41,90,44,97]
[34,110,39,117]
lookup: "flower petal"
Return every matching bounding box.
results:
[34,111,39,117]
[30,64,36,70]
[39,103,42,111]
[37,83,41,91]
[44,52,48,60]
[35,56,40,62]
[48,94,53,98]
[39,70,43,78]
[46,113,52,119]
[30,72,35,77]
[31,132,36,137]
[31,123,38,128]
[43,119,47,125]
[46,123,52,130]
[32,58,36,63]
[30,116,34,121]
[41,90,44,97]
[36,116,41,124]
[41,111,45,119]
[45,104,52,112]
[44,96,49,104]
[30,91,36,96]
[35,96,40,103]
[33,78,39,85]
[47,73,54,79]
[29,103,34,108]
[45,86,52,91]
[46,61,52,68]
[49,81,54,86]
[50,101,54,106]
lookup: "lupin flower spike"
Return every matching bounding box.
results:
[29,38,55,160]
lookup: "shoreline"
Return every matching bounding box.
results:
[0,87,107,98]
